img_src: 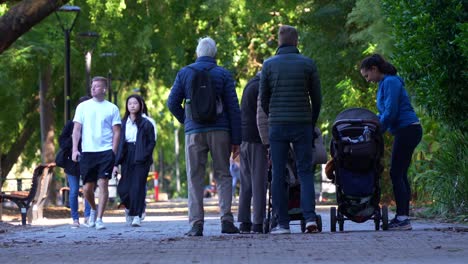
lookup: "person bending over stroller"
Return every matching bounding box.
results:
[360,54,422,231]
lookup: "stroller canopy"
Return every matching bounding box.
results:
[334,108,379,123]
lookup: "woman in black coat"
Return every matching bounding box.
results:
[113,94,156,227]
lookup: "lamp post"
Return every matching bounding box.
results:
[77,31,99,96]
[55,5,80,123]
[100,52,117,102]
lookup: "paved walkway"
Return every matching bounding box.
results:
[0,199,467,264]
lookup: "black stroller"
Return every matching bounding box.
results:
[329,108,388,231]
[264,146,323,233]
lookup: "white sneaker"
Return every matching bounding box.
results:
[270,226,291,234]
[132,216,141,227]
[141,211,146,221]
[95,219,106,230]
[88,210,97,228]
[125,209,134,226]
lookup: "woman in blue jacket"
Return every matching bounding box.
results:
[360,54,422,230]
[113,94,156,227]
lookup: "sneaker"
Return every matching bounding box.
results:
[305,221,318,233]
[252,224,263,234]
[141,212,146,221]
[88,210,97,228]
[185,223,203,237]
[388,218,412,231]
[71,220,80,229]
[125,209,134,226]
[95,219,106,230]
[132,216,141,227]
[82,217,89,227]
[221,221,240,234]
[239,222,252,234]
[270,226,291,234]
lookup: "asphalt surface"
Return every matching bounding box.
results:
[0,198,467,264]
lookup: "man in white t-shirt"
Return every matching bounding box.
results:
[72,76,121,230]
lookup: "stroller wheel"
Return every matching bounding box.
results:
[337,211,344,231]
[330,207,337,232]
[316,214,322,232]
[263,219,270,234]
[300,220,306,233]
[381,205,389,230]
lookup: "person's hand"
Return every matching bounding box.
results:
[112,166,119,178]
[72,150,81,162]
[231,145,240,159]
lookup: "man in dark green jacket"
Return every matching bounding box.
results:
[260,25,322,234]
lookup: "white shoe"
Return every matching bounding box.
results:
[141,212,146,221]
[132,216,141,227]
[125,209,134,226]
[95,219,106,230]
[88,210,97,228]
[270,226,291,234]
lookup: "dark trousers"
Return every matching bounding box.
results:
[390,124,422,216]
[118,143,151,217]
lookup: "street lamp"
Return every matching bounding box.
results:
[77,31,99,96]
[55,5,80,123]
[100,52,117,102]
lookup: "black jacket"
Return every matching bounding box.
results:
[241,74,262,143]
[260,45,322,126]
[115,116,156,166]
[58,120,81,176]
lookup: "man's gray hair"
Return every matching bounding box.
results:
[196,37,217,58]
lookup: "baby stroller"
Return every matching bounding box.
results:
[264,146,323,233]
[329,108,388,231]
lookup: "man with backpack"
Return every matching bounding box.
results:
[167,36,241,236]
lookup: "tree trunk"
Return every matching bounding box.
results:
[0,0,69,54]
[0,99,38,182]
[39,63,57,206]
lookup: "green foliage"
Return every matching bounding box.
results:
[414,129,468,216]
[381,0,468,130]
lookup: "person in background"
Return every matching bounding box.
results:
[167,36,241,236]
[360,54,422,231]
[238,72,269,234]
[260,25,322,234]
[114,94,156,227]
[58,95,91,228]
[140,100,157,220]
[72,76,121,230]
[229,156,240,198]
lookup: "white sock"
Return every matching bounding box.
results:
[96,218,102,222]
[397,215,409,221]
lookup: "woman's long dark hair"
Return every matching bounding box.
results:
[123,94,145,123]
[360,54,397,75]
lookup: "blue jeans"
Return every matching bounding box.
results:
[67,174,91,221]
[391,124,422,216]
[269,124,316,228]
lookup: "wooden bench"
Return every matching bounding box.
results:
[0,163,55,225]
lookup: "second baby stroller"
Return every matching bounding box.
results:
[329,108,389,231]
[264,145,323,233]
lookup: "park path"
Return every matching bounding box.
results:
[0,199,467,264]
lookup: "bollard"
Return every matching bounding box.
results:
[153,171,159,201]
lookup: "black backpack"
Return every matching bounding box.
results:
[187,65,219,124]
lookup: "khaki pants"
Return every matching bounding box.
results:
[185,130,234,226]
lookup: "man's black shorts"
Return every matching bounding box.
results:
[80,150,114,184]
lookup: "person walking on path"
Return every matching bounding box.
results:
[230,156,240,198]
[72,76,121,230]
[260,25,322,234]
[360,54,422,231]
[167,36,241,236]
[58,96,92,228]
[238,72,269,234]
[114,95,156,227]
